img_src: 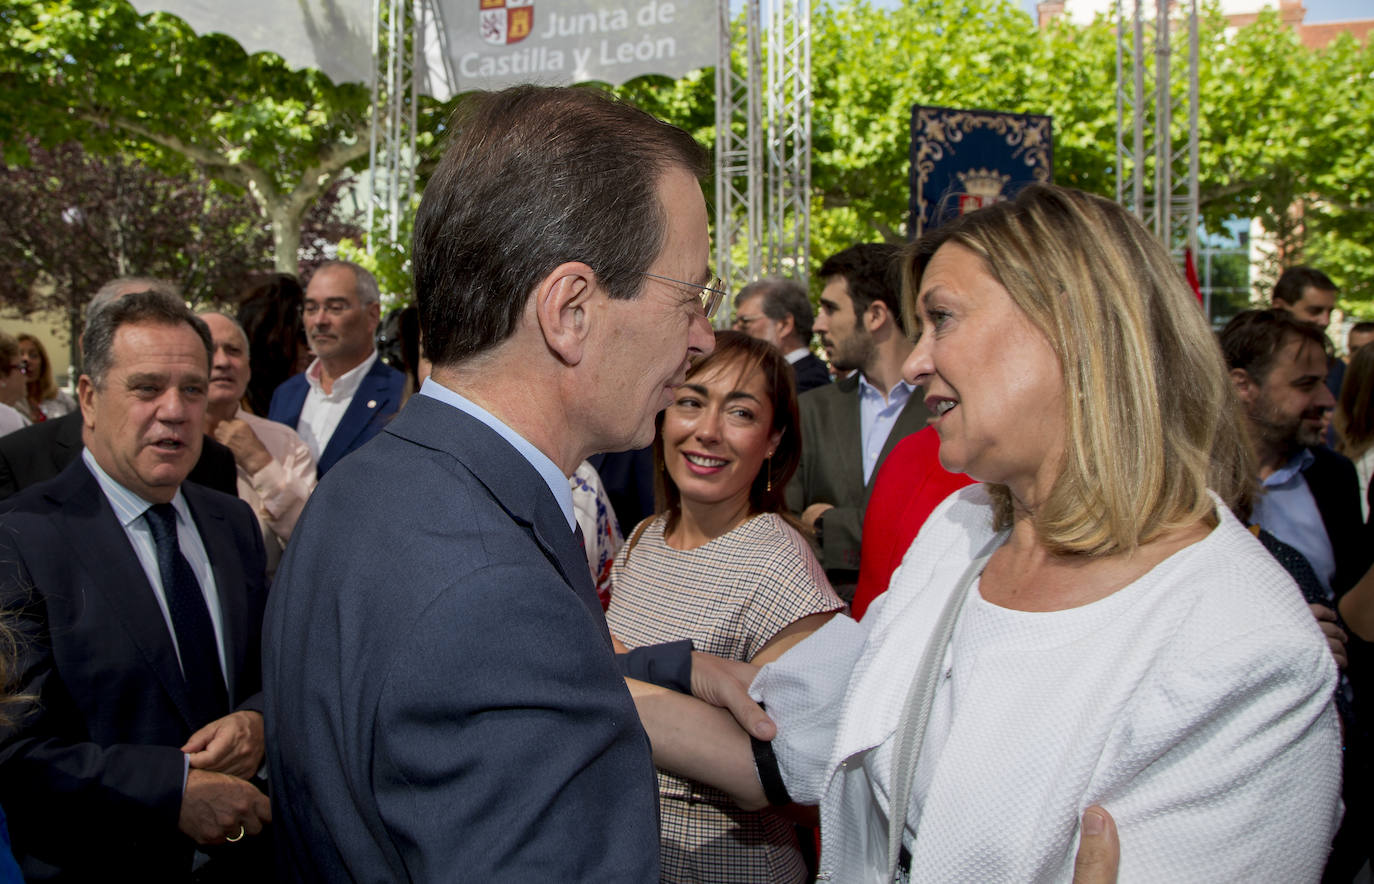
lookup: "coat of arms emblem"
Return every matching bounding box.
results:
[481,0,533,45]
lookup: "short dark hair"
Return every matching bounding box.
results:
[413,85,709,367]
[1219,308,1327,385]
[654,331,802,530]
[818,243,905,335]
[735,277,814,341]
[82,290,212,388]
[1273,266,1337,305]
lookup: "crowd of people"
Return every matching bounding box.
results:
[0,83,1363,883]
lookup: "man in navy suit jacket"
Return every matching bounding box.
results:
[0,292,271,880]
[263,86,772,881]
[267,260,404,476]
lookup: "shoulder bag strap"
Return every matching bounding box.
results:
[886,529,1008,882]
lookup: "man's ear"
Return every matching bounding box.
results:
[1229,367,1257,403]
[865,300,891,334]
[77,375,97,431]
[776,313,796,341]
[535,262,597,366]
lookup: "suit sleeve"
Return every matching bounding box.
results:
[614,640,693,692]
[815,504,863,573]
[0,539,186,860]
[370,562,659,881]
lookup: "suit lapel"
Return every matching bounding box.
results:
[183,488,246,703]
[834,375,866,493]
[51,412,82,474]
[527,499,610,643]
[51,462,201,730]
[319,365,392,472]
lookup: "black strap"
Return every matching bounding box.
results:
[750,707,792,807]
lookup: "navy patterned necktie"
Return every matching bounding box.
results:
[144,503,229,726]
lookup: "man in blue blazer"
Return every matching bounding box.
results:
[0,292,271,880]
[267,260,404,476]
[263,86,771,881]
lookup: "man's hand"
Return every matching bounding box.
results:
[212,419,273,475]
[182,710,265,779]
[1309,603,1348,670]
[689,651,775,740]
[177,769,272,845]
[801,502,834,532]
[1071,806,1120,884]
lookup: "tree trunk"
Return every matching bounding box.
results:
[269,201,301,274]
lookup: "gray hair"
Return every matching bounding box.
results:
[736,276,814,341]
[83,291,212,388]
[86,278,183,332]
[312,261,381,307]
[197,311,251,358]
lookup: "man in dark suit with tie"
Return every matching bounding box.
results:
[733,276,831,393]
[266,260,404,476]
[0,291,272,880]
[263,85,771,880]
[0,277,238,501]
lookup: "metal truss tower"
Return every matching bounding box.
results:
[715,0,764,296]
[1115,0,1200,285]
[715,0,813,301]
[368,0,455,248]
[764,0,812,281]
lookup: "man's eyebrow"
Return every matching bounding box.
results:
[124,372,168,387]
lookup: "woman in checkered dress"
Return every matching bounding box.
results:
[607,331,842,883]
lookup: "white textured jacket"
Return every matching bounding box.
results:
[753,485,1343,882]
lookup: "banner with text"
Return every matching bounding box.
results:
[438,0,715,90]
[908,105,1054,238]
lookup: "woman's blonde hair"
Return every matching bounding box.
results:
[16,333,58,403]
[902,184,1254,556]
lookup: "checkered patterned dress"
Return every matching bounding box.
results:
[607,513,842,883]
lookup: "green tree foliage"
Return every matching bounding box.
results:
[806,0,1119,265]
[802,0,1372,305]
[0,0,408,271]
[0,138,361,369]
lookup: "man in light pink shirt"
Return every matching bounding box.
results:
[201,312,316,575]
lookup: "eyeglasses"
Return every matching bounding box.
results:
[640,272,728,320]
[300,299,359,317]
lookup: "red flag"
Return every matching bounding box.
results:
[1184,248,1202,304]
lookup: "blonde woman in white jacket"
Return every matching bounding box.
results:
[630,185,1342,883]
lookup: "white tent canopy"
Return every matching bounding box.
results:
[127,0,377,87]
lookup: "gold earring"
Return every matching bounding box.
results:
[766,455,773,492]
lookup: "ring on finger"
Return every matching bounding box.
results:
[226,825,245,843]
